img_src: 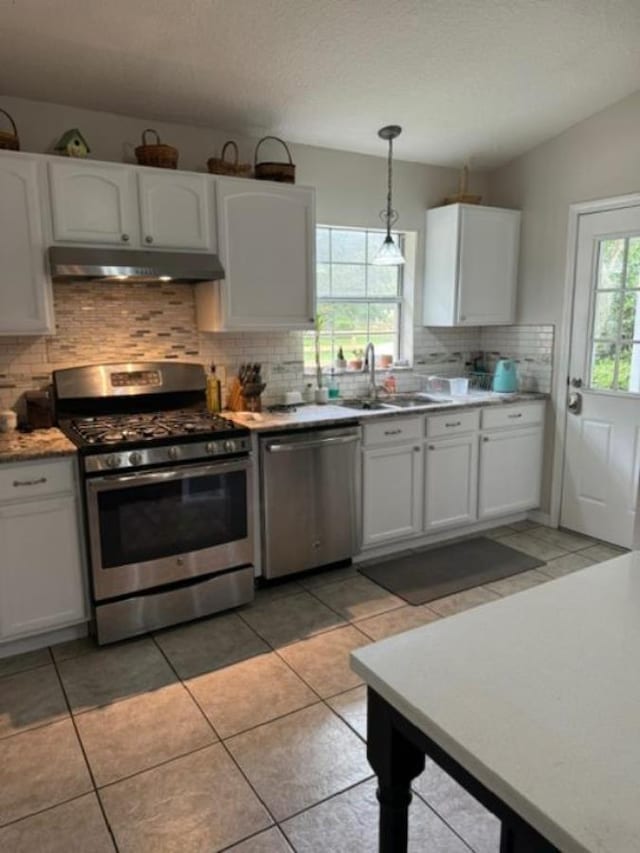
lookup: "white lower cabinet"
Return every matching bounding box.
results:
[425,434,478,531]
[0,460,87,642]
[362,443,423,547]
[478,427,543,519]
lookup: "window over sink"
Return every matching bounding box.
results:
[304,226,412,370]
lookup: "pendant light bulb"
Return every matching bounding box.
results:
[373,124,405,266]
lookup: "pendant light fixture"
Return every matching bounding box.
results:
[373,124,405,266]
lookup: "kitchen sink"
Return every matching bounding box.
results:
[381,394,451,408]
[339,399,389,410]
[339,395,451,411]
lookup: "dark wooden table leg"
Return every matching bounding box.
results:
[366,688,425,853]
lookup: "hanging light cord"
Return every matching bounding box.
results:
[381,136,398,237]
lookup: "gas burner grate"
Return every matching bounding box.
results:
[69,410,239,445]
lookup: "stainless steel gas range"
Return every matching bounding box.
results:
[53,362,254,644]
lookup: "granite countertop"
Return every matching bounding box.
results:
[0,428,77,465]
[225,391,548,432]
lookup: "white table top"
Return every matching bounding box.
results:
[351,554,640,853]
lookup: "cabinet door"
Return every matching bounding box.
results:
[49,160,137,245]
[457,206,520,325]
[138,171,214,250]
[214,178,315,329]
[362,444,423,547]
[478,428,543,519]
[0,154,54,334]
[0,496,87,639]
[425,434,478,531]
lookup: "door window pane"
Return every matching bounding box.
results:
[590,341,617,390]
[593,291,618,339]
[589,235,640,392]
[620,290,640,339]
[627,238,640,288]
[597,238,626,289]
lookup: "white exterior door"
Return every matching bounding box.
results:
[138,171,214,250]
[561,205,640,547]
[48,160,137,245]
[0,153,53,334]
[362,443,423,547]
[425,435,478,531]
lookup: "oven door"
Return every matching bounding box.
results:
[85,458,253,601]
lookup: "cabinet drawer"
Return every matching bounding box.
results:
[426,409,479,438]
[0,458,76,502]
[363,416,423,447]
[481,403,544,430]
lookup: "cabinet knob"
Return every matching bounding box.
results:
[121,233,130,242]
[483,436,490,442]
[309,317,315,323]
[428,444,435,450]
[145,235,154,244]
[414,446,421,452]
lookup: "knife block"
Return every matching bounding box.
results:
[228,378,263,412]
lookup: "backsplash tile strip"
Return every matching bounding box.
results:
[0,282,555,410]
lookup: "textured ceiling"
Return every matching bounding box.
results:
[1,0,639,168]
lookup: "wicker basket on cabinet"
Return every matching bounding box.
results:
[254,136,295,183]
[207,141,252,177]
[134,128,178,169]
[0,108,19,151]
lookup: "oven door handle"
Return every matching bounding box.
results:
[86,458,251,491]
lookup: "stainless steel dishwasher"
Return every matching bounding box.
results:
[259,425,361,579]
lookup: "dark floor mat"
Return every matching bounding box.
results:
[358,537,543,605]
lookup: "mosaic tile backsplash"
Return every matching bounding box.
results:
[0,282,554,412]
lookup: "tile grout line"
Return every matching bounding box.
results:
[153,621,380,847]
[0,790,106,834]
[49,653,120,853]
[150,633,284,845]
[410,788,480,853]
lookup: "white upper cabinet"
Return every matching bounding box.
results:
[423,203,521,326]
[48,159,215,252]
[137,170,214,251]
[48,160,138,245]
[0,153,54,335]
[197,177,316,331]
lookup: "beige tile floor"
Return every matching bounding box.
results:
[0,523,624,852]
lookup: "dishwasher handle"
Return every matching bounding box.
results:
[265,434,360,453]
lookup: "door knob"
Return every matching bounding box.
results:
[568,391,582,414]
[145,235,154,244]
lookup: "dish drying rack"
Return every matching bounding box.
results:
[467,371,495,391]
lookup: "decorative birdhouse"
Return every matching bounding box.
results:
[54,128,91,158]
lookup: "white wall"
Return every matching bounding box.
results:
[489,88,640,513]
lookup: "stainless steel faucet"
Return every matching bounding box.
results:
[362,342,376,399]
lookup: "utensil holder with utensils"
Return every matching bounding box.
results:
[228,364,266,412]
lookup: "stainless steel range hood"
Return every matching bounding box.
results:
[48,246,225,283]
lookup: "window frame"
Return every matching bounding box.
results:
[309,225,406,369]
